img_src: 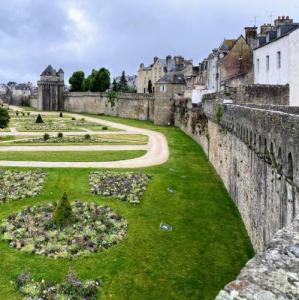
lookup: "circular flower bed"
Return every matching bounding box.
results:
[0,201,127,258]
[16,271,101,300]
[89,171,151,204]
[0,170,46,204]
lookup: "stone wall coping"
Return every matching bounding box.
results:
[216,215,299,300]
[65,91,154,100]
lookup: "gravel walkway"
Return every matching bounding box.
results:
[0,108,169,168]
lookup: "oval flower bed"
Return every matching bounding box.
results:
[0,170,46,204]
[89,171,151,204]
[16,271,101,300]
[0,201,127,258]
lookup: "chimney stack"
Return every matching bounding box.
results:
[244,26,257,49]
[274,15,293,26]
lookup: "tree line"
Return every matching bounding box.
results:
[69,68,110,92]
[69,69,136,93]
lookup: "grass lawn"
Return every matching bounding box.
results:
[0,150,146,162]
[0,114,254,300]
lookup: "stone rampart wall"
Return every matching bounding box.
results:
[234,84,289,105]
[216,215,299,299]
[175,100,299,252]
[64,92,155,121]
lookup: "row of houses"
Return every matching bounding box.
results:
[137,16,299,106]
[0,82,36,106]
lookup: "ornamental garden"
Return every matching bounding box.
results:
[0,106,254,300]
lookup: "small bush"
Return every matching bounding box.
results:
[216,105,224,124]
[21,112,25,116]
[27,112,30,116]
[80,118,85,122]
[35,114,44,124]
[84,134,91,140]
[71,117,76,121]
[0,108,10,129]
[57,132,63,138]
[59,111,63,117]
[43,133,50,141]
[53,192,73,227]
[15,110,19,116]
[102,126,108,130]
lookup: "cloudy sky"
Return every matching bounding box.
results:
[0,0,298,84]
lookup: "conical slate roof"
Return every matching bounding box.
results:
[41,65,57,76]
[57,68,64,74]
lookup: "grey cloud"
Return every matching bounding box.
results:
[0,0,298,84]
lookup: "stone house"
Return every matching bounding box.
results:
[219,35,254,88]
[206,39,237,92]
[154,72,186,125]
[137,55,193,93]
[254,16,299,106]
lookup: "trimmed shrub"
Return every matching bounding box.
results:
[57,132,63,138]
[0,108,10,129]
[102,126,108,130]
[53,192,73,226]
[35,114,44,124]
[15,110,19,116]
[84,134,91,140]
[59,111,63,117]
[43,133,50,141]
[71,117,76,121]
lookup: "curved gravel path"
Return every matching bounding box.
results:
[0,109,169,168]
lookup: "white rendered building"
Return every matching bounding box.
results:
[254,17,299,106]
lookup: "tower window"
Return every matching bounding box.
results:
[266,55,270,71]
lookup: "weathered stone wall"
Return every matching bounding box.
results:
[29,97,38,109]
[64,92,155,121]
[10,95,31,106]
[234,84,289,105]
[216,215,299,300]
[175,99,299,253]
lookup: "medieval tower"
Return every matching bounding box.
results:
[37,65,65,111]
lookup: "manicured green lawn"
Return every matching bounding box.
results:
[0,114,254,300]
[0,150,146,162]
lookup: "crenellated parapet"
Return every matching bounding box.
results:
[203,101,299,186]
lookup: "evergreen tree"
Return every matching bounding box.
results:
[69,71,85,92]
[53,192,73,226]
[118,71,128,92]
[82,76,91,91]
[89,68,111,92]
[112,79,118,91]
[0,108,10,129]
[98,68,111,92]
[89,69,100,92]
[35,114,44,124]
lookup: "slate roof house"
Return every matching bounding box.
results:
[253,16,299,105]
